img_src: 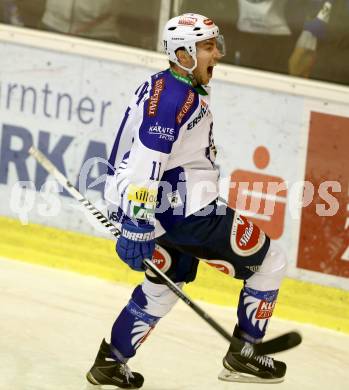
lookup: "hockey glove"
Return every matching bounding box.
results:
[116,220,155,271]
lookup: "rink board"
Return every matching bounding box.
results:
[0,26,348,306]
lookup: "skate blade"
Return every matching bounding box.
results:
[218,368,285,384]
[85,382,119,390]
[85,382,118,390]
[86,372,120,390]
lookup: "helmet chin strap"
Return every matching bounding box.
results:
[174,55,198,86]
[187,73,198,87]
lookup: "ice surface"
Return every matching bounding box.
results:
[1,257,348,390]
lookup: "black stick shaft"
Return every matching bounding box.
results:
[28,146,234,343]
[29,146,301,355]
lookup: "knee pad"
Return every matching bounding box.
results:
[246,241,287,291]
[137,278,182,318]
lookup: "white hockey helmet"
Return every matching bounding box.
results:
[163,13,225,73]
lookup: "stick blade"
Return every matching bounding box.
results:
[254,331,302,355]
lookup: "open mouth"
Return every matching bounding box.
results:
[207,66,213,77]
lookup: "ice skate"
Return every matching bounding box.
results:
[86,339,144,389]
[218,341,287,384]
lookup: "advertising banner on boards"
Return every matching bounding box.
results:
[297,112,349,278]
[0,39,348,288]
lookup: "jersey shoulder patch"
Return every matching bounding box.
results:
[147,76,166,117]
[176,88,197,125]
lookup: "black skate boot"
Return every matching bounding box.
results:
[218,327,287,383]
[86,339,144,389]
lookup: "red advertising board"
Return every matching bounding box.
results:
[228,146,287,240]
[297,112,349,278]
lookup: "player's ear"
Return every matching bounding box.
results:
[176,49,193,67]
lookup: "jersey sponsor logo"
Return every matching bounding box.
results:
[176,90,195,124]
[148,124,175,141]
[203,259,235,276]
[167,190,183,208]
[148,78,165,117]
[255,299,276,319]
[132,205,155,222]
[146,246,172,278]
[230,213,266,257]
[178,16,197,26]
[127,185,157,206]
[187,100,209,130]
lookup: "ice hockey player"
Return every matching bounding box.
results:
[86,13,288,389]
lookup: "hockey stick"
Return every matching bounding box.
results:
[29,146,301,354]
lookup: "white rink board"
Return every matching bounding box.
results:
[0,40,156,236]
[0,34,348,289]
[1,257,349,390]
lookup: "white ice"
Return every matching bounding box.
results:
[1,257,348,390]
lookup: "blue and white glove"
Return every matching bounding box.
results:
[116,220,155,271]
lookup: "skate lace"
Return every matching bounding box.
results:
[241,343,275,369]
[255,355,275,369]
[241,343,254,359]
[119,363,134,383]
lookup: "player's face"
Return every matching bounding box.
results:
[193,38,223,85]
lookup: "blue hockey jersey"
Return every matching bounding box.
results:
[105,68,219,237]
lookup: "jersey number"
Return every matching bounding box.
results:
[150,161,162,181]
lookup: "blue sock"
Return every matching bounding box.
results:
[237,286,279,343]
[110,285,160,362]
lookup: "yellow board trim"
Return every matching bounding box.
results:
[1,215,348,334]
